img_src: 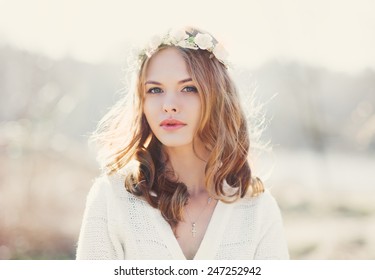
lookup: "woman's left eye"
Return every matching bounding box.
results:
[182,86,198,93]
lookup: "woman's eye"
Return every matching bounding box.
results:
[182,86,198,93]
[147,87,163,94]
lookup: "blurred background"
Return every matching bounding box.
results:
[0,0,374,259]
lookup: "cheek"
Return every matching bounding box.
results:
[143,99,158,127]
[143,99,152,119]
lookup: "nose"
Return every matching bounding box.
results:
[162,95,179,113]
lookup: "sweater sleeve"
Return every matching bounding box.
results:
[254,190,289,259]
[76,176,122,259]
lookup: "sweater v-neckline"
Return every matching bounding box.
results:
[152,199,234,260]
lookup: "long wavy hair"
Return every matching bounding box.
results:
[91,27,264,229]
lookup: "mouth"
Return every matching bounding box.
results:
[160,119,186,126]
[160,119,186,130]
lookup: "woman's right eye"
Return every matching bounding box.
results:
[147,87,163,94]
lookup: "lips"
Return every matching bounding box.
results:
[159,119,186,130]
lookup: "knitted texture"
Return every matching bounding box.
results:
[76,173,289,260]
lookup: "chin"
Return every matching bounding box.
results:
[156,136,194,148]
[160,141,193,148]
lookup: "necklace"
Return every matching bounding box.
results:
[185,197,213,238]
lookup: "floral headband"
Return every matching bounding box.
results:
[138,28,230,69]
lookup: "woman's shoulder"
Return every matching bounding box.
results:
[238,188,282,215]
[86,169,132,202]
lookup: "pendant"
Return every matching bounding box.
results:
[191,222,197,237]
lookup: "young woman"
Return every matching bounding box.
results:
[76,27,289,260]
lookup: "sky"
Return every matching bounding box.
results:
[0,0,375,73]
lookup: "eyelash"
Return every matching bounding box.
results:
[182,86,198,93]
[146,86,198,94]
[147,87,163,94]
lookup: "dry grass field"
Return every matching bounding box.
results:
[0,147,97,259]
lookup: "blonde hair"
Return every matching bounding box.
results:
[91,27,264,228]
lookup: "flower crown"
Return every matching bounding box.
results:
[138,28,230,69]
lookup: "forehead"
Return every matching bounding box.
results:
[145,48,190,80]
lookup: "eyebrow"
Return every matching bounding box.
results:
[145,78,193,85]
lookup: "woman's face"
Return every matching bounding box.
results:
[143,47,202,149]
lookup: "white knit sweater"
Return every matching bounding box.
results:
[76,173,289,260]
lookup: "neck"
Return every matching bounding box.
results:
[164,144,209,196]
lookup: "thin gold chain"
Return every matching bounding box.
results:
[184,197,213,238]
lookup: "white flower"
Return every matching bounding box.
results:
[212,43,229,64]
[170,29,189,43]
[177,39,198,50]
[194,33,213,50]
